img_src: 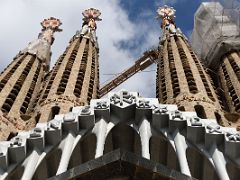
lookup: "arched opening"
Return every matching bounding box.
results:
[7,132,18,141]
[186,148,218,180]
[150,136,180,171]
[226,162,240,180]
[194,105,207,119]
[20,114,31,121]
[68,133,97,169]
[35,113,41,124]
[104,123,141,156]
[178,106,185,111]
[214,112,222,125]
[49,106,60,121]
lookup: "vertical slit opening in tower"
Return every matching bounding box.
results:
[194,105,207,119]
[49,106,60,120]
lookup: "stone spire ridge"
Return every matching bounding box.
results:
[156,5,224,123]
[40,17,62,44]
[80,8,102,44]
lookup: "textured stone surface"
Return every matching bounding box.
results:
[35,35,99,123]
[0,18,61,140]
[0,91,239,180]
[48,149,194,180]
[156,34,224,123]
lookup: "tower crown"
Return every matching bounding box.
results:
[157,5,177,35]
[23,17,62,69]
[80,8,102,46]
[39,17,62,44]
[82,8,102,22]
[41,17,62,31]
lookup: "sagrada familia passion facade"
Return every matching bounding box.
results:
[0,2,240,180]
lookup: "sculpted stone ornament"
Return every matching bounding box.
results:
[95,101,109,109]
[180,95,213,104]
[80,8,102,45]
[49,121,60,130]
[81,106,91,115]
[172,110,183,120]
[157,5,176,34]
[226,132,240,142]
[29,129,42,138]
[40,17,62,44]
[10,137,22,147]
[63,113,76,122]
[137,99,151,108]
[190,117,202,126]
[22,17,62,65]
[153,105,168,114]
[206,124,222,134]
[110,90,136,106]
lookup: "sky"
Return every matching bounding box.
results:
[0,0,226,98]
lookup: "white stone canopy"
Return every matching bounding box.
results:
[0,90,239,180]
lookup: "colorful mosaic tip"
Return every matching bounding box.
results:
[157,5,176,20]
[41,17,62,31]
[82,8,102,21]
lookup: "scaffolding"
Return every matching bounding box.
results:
[192,1,240,69]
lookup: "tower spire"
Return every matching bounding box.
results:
[156,5,225,124]
[24,17,62,71]
[34,9,101,123]
[157,5,176,34]
[80,8,101,46]
[40,17,62,44]
[0,17,62,140]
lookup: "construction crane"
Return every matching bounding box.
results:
[99,49,159,97]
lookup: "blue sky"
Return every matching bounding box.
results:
[119,0,206,38]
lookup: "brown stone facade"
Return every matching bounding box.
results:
[0,15,100,139]
[34,35,99,123]
[218,51,240,127]
[156,35,225,125]
[0,49,50,140]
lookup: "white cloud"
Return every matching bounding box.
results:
[155,0,188,6]
[0,0,160,98]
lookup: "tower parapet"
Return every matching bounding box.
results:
[34,9,101,123]
[0,18,61,140]
[156,5,225,125]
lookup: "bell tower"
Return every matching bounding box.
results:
[156,6,225,124]
[35,8,101,123]
[0,17,61,140]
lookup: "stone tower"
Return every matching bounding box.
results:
[156,6,224,123]
[219,52,240,113]
[34,8,101,123]
[0,17,61,140]
[192,2,240,127]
